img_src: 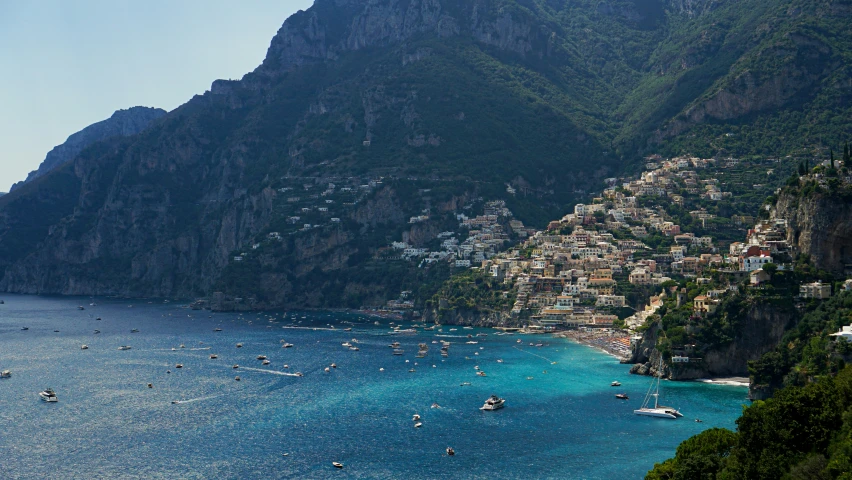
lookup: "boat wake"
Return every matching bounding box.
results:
[237,367,303,377]
[189,347,211,351]
[434,335,468,338]
[512,346,555,364]
[171,394,223,405]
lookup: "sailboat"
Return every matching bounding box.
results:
[634,357,682,419]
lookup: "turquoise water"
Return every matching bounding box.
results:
[0,295,747,479]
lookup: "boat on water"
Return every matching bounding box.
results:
[257,355,267,360]
[465,341,478,344]
[447,447,455,456]
[262,360,271,365]
[414,422,422,428]
[130,329,139,333]
[615,393,629,400]
[476,371,487,377]
[332,462,343,469]
[210,354,218,359]
[81,345,89,350]
[634,358,682,419]
[118,346,131,350]
[392,349,404,356]
[39,388,58,402]
[77,306,85,310]
[281,343,294,348]
[611,381,621,387]
[341,342,352,348]
[480,395,505,411]
[0,370,11,378]
[344,328,352,332]
[330,363,337,368]
[214,328,222,332]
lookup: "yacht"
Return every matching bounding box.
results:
[330,363,337,369]
[39,388,58,402]
[77,306,85,310]
[282,343,294,348]
[0,370,10,378]
[236,343,243,348]
[414,422,422,428]
[480,395,505,411]
[93,330,100,334]
[332,462,343,469]
[118,346,131,350]
[341,343,352,348]
[349,346,360,351]
[634,358,682,419]
[214,328,222,332]
[175,364,183,369]
[388,342,400,348]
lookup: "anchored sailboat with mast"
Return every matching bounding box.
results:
[634,356,682,419]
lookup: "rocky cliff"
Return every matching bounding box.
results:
[10,107,166,192]
[629,300,796,381]
[774,189,852,275]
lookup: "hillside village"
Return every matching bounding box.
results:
[421,154,852,358]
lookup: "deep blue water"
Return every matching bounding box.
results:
[0,295,747,479]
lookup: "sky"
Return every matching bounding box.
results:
[0,0,314,192]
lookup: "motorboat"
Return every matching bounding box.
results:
[409,368,416,372]
[210,354,218,359]
[460,382,471,386]
[39,388,58,402]
[446,447,455,456]
[77,306,85,310]
[214,328,222,332]
[332,462,343,469]
[81,345,89,350]
[388,342,401,348]
[0,370,11,378]
[96,317,102,320]
[341,342,352,348]
[476,371,487,377]
[235,376,241,381]
[330,363,337,368]
[294,372,304,377]
[414,422,422,428]
[131,329,140,333]
[344,328,352,332]
[465,341,478,344]
[431,403,440,409]
[20,327,28,331]
[257,355,267,360]
[412,414,421,421]
[236,343,243,348]
[262,359,271,365]
[180,344,185,348]
[497,359,503,363]
[480,395,505,411]
[93,330,100,334]
[233,364,240,369]
[175,364,183,369]
[282,343,294,348]
[611,381,621,387]
[324,367,330,373]
[118,346,131,350]
[615,393,629,400]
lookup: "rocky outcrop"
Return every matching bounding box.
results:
[774,190,852,275]
[10,107,166,191]
[630,301,796,381]
[422,306,513,327]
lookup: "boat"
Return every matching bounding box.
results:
[20,327,28,331]
[294,372,304,377]
[324,367,330,373]
[414,422,422,428]
[262,360,271,365]
[634,358,682,419]
[0,370,10,378]
[476,371,487,377]
[446,447,455,456]
[118,346,131,350]
[233,364,240,369]
[210,354,218,359]
[282,343,294,348]
[392,349,404,356]
[349,346,359,351]
[93,330,100,334]
[388,342,401,348]
[615,393,629,400]
[332,462,343,469]
[611,381,621,387]
[96,317,102,320]
[465,341,478,344]
[236,343,243,348]
[214,328,222,332]
[409,368,416,372]
[257,355,267,360]
[412,414,421,421]
[77,306,85,310]
[330,363,337,368]
[175,364,183,369]
[81,345,89,350]
[344,328,352,332]
[497,359,503,363]
[480,395,505,411]
[39,388,58,402]
[431,403,440,409]
[460,382,471,386]
[131,329,140,333]
[341,342,352,348]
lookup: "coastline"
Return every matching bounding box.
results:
[695,377,750,387]
[553,329,631,360]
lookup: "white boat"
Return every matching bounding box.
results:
[118,346,131,350]
[634,358,682,419]
[81,345,89,350]
[611,381,621,387]
[0,370,10,378]
[39,388,58,402]
[480,395,505,411]
[282,343,294,348]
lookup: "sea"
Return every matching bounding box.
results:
[0,294,748,479]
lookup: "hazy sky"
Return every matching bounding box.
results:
[0,1,314,192]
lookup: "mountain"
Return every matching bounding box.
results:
[0,0,849,306]
[9,107,166,192]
